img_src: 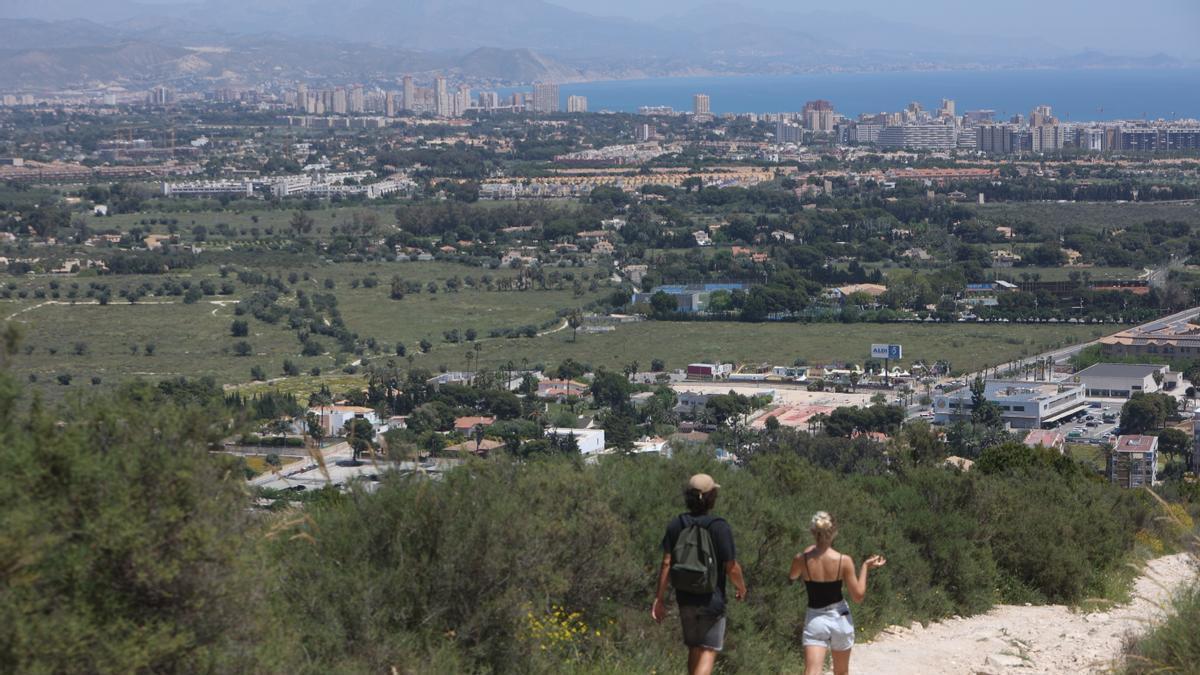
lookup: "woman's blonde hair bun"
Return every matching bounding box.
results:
[811,511,836,539]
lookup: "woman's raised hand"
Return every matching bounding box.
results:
[865,555,887,569]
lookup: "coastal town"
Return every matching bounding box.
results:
[3,2,1200,672]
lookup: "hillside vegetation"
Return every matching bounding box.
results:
[0,370,1191,674]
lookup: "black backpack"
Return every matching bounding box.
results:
[670,515,719,595]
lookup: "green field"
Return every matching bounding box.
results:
[993,265,1147,281]
[971,200,1200,230]
[96,204,400,239]
[436,320,1109,376]
[3,260,611,393]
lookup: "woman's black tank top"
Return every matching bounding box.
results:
[803,553,845,608]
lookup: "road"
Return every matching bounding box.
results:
[960,304,1200,386]
[247,440,351,488]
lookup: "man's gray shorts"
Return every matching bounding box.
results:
[678,605,726,651]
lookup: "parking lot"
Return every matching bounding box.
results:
[1050,400,1122,444]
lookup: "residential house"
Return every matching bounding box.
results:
[622,264,649,285]
[633,436,671,457]
[826,283,888,303]
[427,371,475,388]
[453,416,496,434]
[990,249,1022,267]
[308,405,380,437]
[545,427,606,455]
[537,379,589,400]
[1023,429,1066,454]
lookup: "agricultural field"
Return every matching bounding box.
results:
[427,320,1110,377]
[971,200,1200,230]
[95,204,400,239]
[1,259,612,395]
[989,265,1148,281]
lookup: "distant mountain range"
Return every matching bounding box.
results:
[0,0,1192,91]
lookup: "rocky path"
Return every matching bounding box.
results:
[848,553,1197,674]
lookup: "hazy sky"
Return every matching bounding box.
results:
[2,0,1198,58]
[549,0,1200,57]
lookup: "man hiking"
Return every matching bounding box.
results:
[652,473,747,675]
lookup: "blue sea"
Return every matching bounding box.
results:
[543,69,1200,121]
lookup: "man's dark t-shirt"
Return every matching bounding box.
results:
[662,513,736,615]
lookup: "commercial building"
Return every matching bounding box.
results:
[1107,435,1158,488]
[877,124,958,150]
[566,95,588,113]
[932,380,1088,429]
[685,363,734,380]
[1069,363,1169,399]
[1099,319,1200,359]
[532,83,560,113]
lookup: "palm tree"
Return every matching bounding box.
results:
[567,309,583,342]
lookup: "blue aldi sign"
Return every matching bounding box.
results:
[871,344,903,360]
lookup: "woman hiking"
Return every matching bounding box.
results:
[788,511,886,675]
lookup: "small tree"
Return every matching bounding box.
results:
[343,418,374,463]
[305,412,324,447]
[289,210,314,237]
[1157,428,1191,459]
[230,320,249,337]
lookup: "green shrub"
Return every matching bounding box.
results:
[0,375,282,673]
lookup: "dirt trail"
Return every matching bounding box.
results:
[849,553,1197,675]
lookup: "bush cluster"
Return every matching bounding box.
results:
[0,374,1183,674]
